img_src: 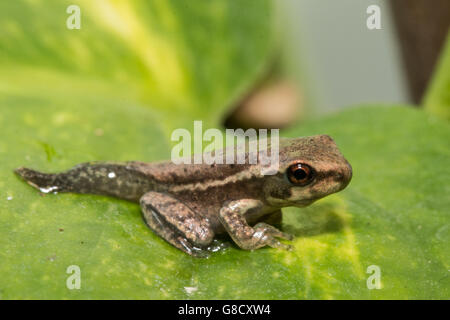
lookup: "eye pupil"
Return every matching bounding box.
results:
[287,163,313,186]
[294,168,307,180]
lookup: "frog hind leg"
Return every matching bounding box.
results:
[139,191,214,257]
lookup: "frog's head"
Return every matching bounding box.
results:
[263,135,352,207]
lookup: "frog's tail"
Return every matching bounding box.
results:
[14,163,153,202]
[14,167,65,194]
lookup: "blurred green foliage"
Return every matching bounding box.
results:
[424,32,450,120]
[0,0,274,132]
[0,0,448,299]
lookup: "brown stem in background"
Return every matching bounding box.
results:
[223,53,303,130]
[390,0,450,104]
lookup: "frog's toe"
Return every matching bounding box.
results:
[253,222,294,241]
[190,248,210,258]
[266,237,292,251]
[176,236,210,258]
[282,232,295,241]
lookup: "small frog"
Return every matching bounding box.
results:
[15,135,352,257]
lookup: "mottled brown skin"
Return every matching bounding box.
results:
[14,135,352,257]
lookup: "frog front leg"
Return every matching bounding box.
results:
[140,191,214,257]
[218,200,293,251]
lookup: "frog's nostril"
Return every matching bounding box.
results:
[347,163,353,181]
[335,163,352,186]
[343,164,353,185]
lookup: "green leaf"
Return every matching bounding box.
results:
[1,104,449,299]
[424,32,450,120]
[1,0,448,300]
[0,0,274,132]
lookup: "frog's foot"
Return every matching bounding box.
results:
[219,200,294,251]
[252,223,293,251]
[140,191,214,258]
[174,236,210,258]
[253,222,294,241]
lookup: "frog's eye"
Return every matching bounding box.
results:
[287,163,314,186]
